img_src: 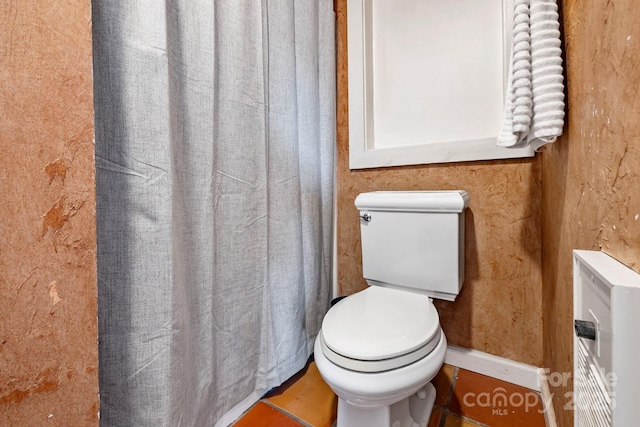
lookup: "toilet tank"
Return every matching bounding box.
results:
[355,191,469,301]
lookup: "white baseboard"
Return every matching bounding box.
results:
[538,368,558,427]
[215,388,266,427]
[220,346,558,427]
[445,345,559,427]
[445,345,541,392]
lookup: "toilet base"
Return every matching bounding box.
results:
[337,382,436,427]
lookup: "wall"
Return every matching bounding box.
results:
[336,0,544,366]
[542,0,640,424]
[0,0,99,425]
[3,1,634,425]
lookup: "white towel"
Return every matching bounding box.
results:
[497,0,565,151]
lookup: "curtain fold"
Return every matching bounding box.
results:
[93,1,335,425]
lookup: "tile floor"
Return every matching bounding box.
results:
[232,360,547,427]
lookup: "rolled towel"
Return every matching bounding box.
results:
[497,0,565,151]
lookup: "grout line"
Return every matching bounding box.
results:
[459,413,491,427]
[446,366,459,407]
[256,362,541,427]
[434,365,548,427]
[229,399,259,426]
[261,399,315,427]
[437,365,501,427]
[438,410,447,427]
[437,367,459,427]
[457,414,491,427]
[438,410,491,427]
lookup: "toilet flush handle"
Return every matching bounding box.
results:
[359,213,372,222]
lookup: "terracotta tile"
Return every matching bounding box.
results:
[432,363,457,407]
[449,369,546,427]
[443,414,482,427]
[233,402,304,427]
[428,407,443,427]
[266,361,337,427]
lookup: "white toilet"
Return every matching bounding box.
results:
[314,190,469,427]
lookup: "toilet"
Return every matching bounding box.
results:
[314,190,469,427]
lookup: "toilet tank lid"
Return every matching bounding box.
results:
[355,191,469,213]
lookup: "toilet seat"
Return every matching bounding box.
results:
[320,286,441,372]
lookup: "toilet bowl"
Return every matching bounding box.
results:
[315,286,447,427]
[315,191,469,427]
[314,329,446,408]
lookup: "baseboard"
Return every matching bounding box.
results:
[445,345,541,392]
[538,367,558,427]
[215,388,266,427]
[445,345,560,427]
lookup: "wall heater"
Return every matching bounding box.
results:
[573,250,640,426]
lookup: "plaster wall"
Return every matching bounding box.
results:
[6,1,638,425]
[542,0,640,424]
[335,0,544,366]
[0,0,99,424]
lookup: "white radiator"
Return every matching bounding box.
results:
[573,250,640,427]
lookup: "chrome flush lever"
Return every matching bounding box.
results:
[359,213,371,222]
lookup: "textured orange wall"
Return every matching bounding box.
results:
[335,0,544,366]
[542,0,640,425]
[0,0,99,425]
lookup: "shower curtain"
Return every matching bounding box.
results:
[92,1,335,425]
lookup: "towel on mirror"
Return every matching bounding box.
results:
[497,0,565,151]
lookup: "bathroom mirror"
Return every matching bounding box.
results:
[348,0,534,169]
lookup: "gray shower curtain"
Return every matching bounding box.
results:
[92,1,335,425]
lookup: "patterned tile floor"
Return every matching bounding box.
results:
[232,360,547,427]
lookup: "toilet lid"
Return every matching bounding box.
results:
[321,286,440,362]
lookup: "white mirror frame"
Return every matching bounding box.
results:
[348,0,534,169]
